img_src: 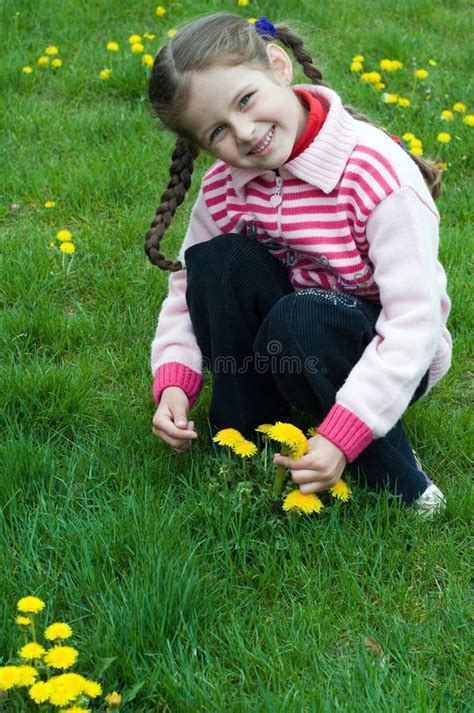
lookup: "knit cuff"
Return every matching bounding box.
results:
[152,363,203,408]
[317,403,373,462]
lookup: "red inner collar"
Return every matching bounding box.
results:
[287,89,328,161]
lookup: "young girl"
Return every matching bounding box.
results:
[145,13,452,515]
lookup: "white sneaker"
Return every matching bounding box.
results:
[414,484,446,517]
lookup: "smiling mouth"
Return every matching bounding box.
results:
[249,126,275,154]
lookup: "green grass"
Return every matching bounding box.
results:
[1,0,473,710]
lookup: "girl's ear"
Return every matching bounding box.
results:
[266,43,293,85]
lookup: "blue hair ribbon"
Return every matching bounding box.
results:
[255,16,277,39]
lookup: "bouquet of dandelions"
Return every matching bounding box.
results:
[213,421,351,515]
[0,595,122,711]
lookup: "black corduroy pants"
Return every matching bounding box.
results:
[185,234,430,504]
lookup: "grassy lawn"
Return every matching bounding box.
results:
[1,0,473,710]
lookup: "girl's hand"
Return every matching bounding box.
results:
[152,386,198,453]
[273,434,347,494]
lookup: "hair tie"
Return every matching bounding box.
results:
[391,134,407,150]
[255,17,277,39]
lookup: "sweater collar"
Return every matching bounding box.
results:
[229,85,358,199]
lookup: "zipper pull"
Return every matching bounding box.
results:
[247,220,258,238]
[270,176,283,207]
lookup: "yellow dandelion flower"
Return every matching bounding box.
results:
[37,56,49,66]
[428,59,437,66]
[128,34,142,44]
[255,424,273,435]
[414,68,428,79]
[167,28,177,38]
[379,58,402,71]
[437,162,448,171]
[266,422,307,459]
[106,41,119,51]
[142,54,154,68]
[437,132,451,143]
[352,54,365,62]
[247,18,258,24]
[44,645,78,669]
[48,683,79,707]
[155,5,166,15]
[374,82,385,91]
[391,60,403,70]
[350,61,363,72]
[131,42,144,53]
[105,691,122,706]
[61,707,91,713]
[463,114,474,126]
[283,489,324,514]
[238,0,250,5]
[44,200,56,208]
[402,132,415,141]
[143,32,156,40]
[19,642,45,660]
[213,428,244,447]
[440,110,453,121]
[47,673,86,706]
[397,97,411,107]
[306,426,318,437]
[100,68,112,80]
[409,138,422,148]
[15,615,31,625]
[45,45,58,55]
[232,439,257,458]
[22,66,33,74]
[45,622,73,641]
[82,679,102,698]
[329,479,352,501]
[452,102,466,113]
[29,680,52,703]
[383,93,398,104]
[51,58,62,68]
[410,146,423,156]
[16,665,38,687]
[0,666,21,691]
[213,427,257,457]
[361,71,381,84]
[56,229,72,242]
[17,596,45,614]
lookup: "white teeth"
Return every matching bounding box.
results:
[252,127,274,154]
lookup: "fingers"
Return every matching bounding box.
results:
[273,453,343,493]
[152,413,198,453]
[273,453,312,470]
[299,480,331,495]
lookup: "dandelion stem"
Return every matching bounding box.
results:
[66,254,75,276]
[31,617,37,642]
[272,445,292,497]
[273,464,286,497]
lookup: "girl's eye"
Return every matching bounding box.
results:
[209,125,225,143]
[239,93,253,109]
[208,93,253,143]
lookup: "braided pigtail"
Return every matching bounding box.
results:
[144,137,199,272]
[274,24,329,87]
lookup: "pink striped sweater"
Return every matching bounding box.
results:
[151,85,452,462]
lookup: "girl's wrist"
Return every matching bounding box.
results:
[317,404,373,462]
[153,362,203,406]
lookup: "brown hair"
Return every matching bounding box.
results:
[145,12,441,271]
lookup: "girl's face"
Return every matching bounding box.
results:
[181,44,308,170]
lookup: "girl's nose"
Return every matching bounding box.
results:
[233,119,255,145]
